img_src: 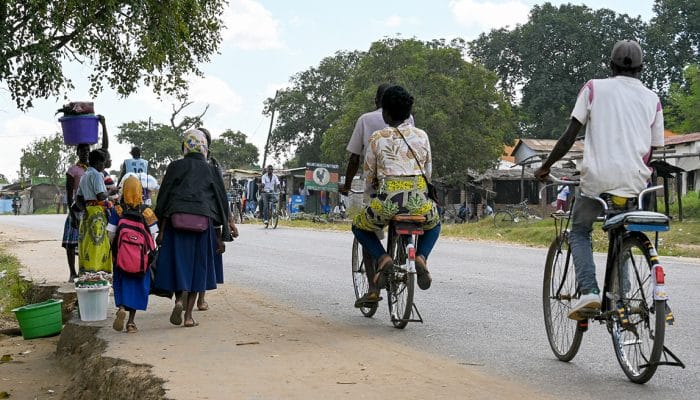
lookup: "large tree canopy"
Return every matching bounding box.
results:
[645,0,700,94]
[665,64,700,134]
[0,0,225,110]
[263,51,361,167]
[469,3,646,138]
[322,38,515,183]
[209,129,260,170]
[19,132,72,183]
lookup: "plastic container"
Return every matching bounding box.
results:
[75,285,110,321]
[12,299,64,340]
[59,114,99,145]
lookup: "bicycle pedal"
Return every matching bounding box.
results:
[617,307,630,326]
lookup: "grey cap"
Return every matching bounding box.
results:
[611,40,643,68]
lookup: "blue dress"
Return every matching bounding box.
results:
[154,224,218,292]
[107,207,157,311]
[113,267,151,310]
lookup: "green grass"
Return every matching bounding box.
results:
[275,211,700,259]
[32,206,60,215]
[657,191,700,220]
[0,247,31,316]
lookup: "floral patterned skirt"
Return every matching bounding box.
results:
[353,175,439,232]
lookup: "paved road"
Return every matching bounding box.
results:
[2,215,698,399]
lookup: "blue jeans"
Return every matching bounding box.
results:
[352,223,441,262]
[569,194,603,292]
[261,192,276,220]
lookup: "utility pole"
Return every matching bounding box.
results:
[261,91,278,169]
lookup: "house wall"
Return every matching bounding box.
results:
[665,142,700,196]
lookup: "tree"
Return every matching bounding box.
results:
[0,1,225,110]
[263,51,362,167]
[322,38,515,183]
[19,133,72,183]
[210,129,260,170]
[665,65,700,133]
[0,173,9,184]
[116,121,182,176]
[645,0,700,94]
[116,98,208,175]
[469,4,647,138]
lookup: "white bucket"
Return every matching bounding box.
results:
[76,286,110,321]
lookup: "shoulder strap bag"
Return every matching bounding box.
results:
[393,128,441,206]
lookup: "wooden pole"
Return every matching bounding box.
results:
[262,91,279,169]
[677,173,683,222]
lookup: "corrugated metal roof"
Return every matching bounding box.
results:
[511,138,584,156]
[665,132,700,146]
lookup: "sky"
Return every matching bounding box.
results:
[0,0,656,181]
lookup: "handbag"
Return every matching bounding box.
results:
[170,213,209,232]
[394,128,441,206]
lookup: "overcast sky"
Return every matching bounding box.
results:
[0,0,655,180]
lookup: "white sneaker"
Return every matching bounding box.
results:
[263,219,268,224]
[568,292,601,320]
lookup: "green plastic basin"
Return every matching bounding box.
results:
[12,299,64,340]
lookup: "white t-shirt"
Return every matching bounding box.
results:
[261,174,279,193]
[346,108,414,194]
[556,185,570,201]
[571,76,664,197]
[346,108,414,156]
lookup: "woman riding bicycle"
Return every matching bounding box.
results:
[351,85,441,304]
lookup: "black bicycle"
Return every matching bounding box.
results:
[350,191,424,329]
[493,200,540,227]
[263,192,279,229]
[542,176,684,383]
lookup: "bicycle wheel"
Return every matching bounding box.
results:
[386,232,414,329]
[272,205,279,229]
[352,238,377,318]
[232,205,242,224]
[493,210,515,227]
[543,233,583,361]
[608,233,665,384]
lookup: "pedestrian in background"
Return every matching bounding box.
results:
[63,144,90,282]
[75,149,112,273]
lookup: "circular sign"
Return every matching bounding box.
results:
[313,167,330,186]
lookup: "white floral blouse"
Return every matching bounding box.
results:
[364,122,432,186]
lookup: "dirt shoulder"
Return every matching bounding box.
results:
[2,219,550,399]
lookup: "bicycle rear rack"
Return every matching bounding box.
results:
[392,303,424,324]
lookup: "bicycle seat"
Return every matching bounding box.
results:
[391,214,426,223]
[602,211,670,232]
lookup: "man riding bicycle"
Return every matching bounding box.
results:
[534,40,665,320]
[260,165,280,224]
[341,84,415,307]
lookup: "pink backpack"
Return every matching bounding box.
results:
[114,212,155,276]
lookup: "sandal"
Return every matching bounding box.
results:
[372,255,393,288]
[184,318,199,328]
[415,255,432,290]
[126,322,138,333]
[170,303,184,326]
[354,291,382,308]
[112,308,126,332]
[197,301,209,311]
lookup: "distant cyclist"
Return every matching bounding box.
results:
[534,40,664,320]
[260,165,280,224]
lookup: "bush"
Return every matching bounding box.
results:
[658,191,700,220]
